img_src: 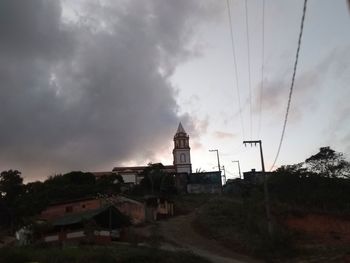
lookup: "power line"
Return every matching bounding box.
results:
[258,0,265,137]
[270,0,308,170]
[245,0,253,139]
[226,0,245,140]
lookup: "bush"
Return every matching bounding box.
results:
[0,245,210,263]
[269,172,350,213]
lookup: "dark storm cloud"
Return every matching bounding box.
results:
[0,0,218,180]
[0,0,73,60]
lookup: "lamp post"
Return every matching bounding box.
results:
[209,149,221,174]
[232,160,242,179]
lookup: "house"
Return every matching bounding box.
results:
[111,165,176,185]
[43,205,129,244]
[186,171,222,194]
[144,196,174,220]
[243,169,271,184]
[40,194,174,227]
[107,195,146,224]
[110,195,174,222]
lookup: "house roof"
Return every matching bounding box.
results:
[49,196,98,206]
[113,195,144,205]
[189,171,222,184]
[92,171,115,177]
[112,165,175,173]
[52,205,127,227]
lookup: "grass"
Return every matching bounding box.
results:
[0,244,211,263]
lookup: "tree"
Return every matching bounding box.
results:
[0,170,24,229]
[0,170,23,203]
[20,181,48,217]
[44,171,97,202]
[305,147,350,178]
[139,163,176,195]
[95,173,123,194]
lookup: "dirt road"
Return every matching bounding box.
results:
[158,212,262,263]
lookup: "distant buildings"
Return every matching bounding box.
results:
[93,122,222,194]
[110,122,192,183]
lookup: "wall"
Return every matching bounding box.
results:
[113,200,146,225]
[40,199,102,220]
[187,184,222,194]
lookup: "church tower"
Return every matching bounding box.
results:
[173,122,192,174]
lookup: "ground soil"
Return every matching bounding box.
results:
[157,212,262,263]
[282,213,350,262]
[285,213,350,245]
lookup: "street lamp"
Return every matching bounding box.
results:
[209,149,221,173]
[232,160,242,179]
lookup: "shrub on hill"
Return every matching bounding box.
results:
[269,165,350,213]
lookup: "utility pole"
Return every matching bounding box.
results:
[243,140,273,236]
[209,149,221,174]
[232,160,242,179]
[222,165,226,185]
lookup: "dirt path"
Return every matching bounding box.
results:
[158,213,262,263]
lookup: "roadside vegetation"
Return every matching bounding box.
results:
[196,147,350,262]
[0,244,210,263]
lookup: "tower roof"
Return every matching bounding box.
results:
[176,122,186,134]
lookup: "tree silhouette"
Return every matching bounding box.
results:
[139,163,176,196]
[0,170,23,203]
[305,147,350,178]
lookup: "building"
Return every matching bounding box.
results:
[109,195,146,224]
[172,122,192,174]
[96,122,192,185]
[243,169,271,184]
[40,195,174,226]
[186,171,222,194]
[110,165,175,185]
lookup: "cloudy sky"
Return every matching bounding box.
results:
[0,0,349,182]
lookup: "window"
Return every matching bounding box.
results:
[180,153,186,163]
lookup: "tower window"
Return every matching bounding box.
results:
[180,153,186,163]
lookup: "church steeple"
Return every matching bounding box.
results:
[176,122,186,134]
[173,122,192,174]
